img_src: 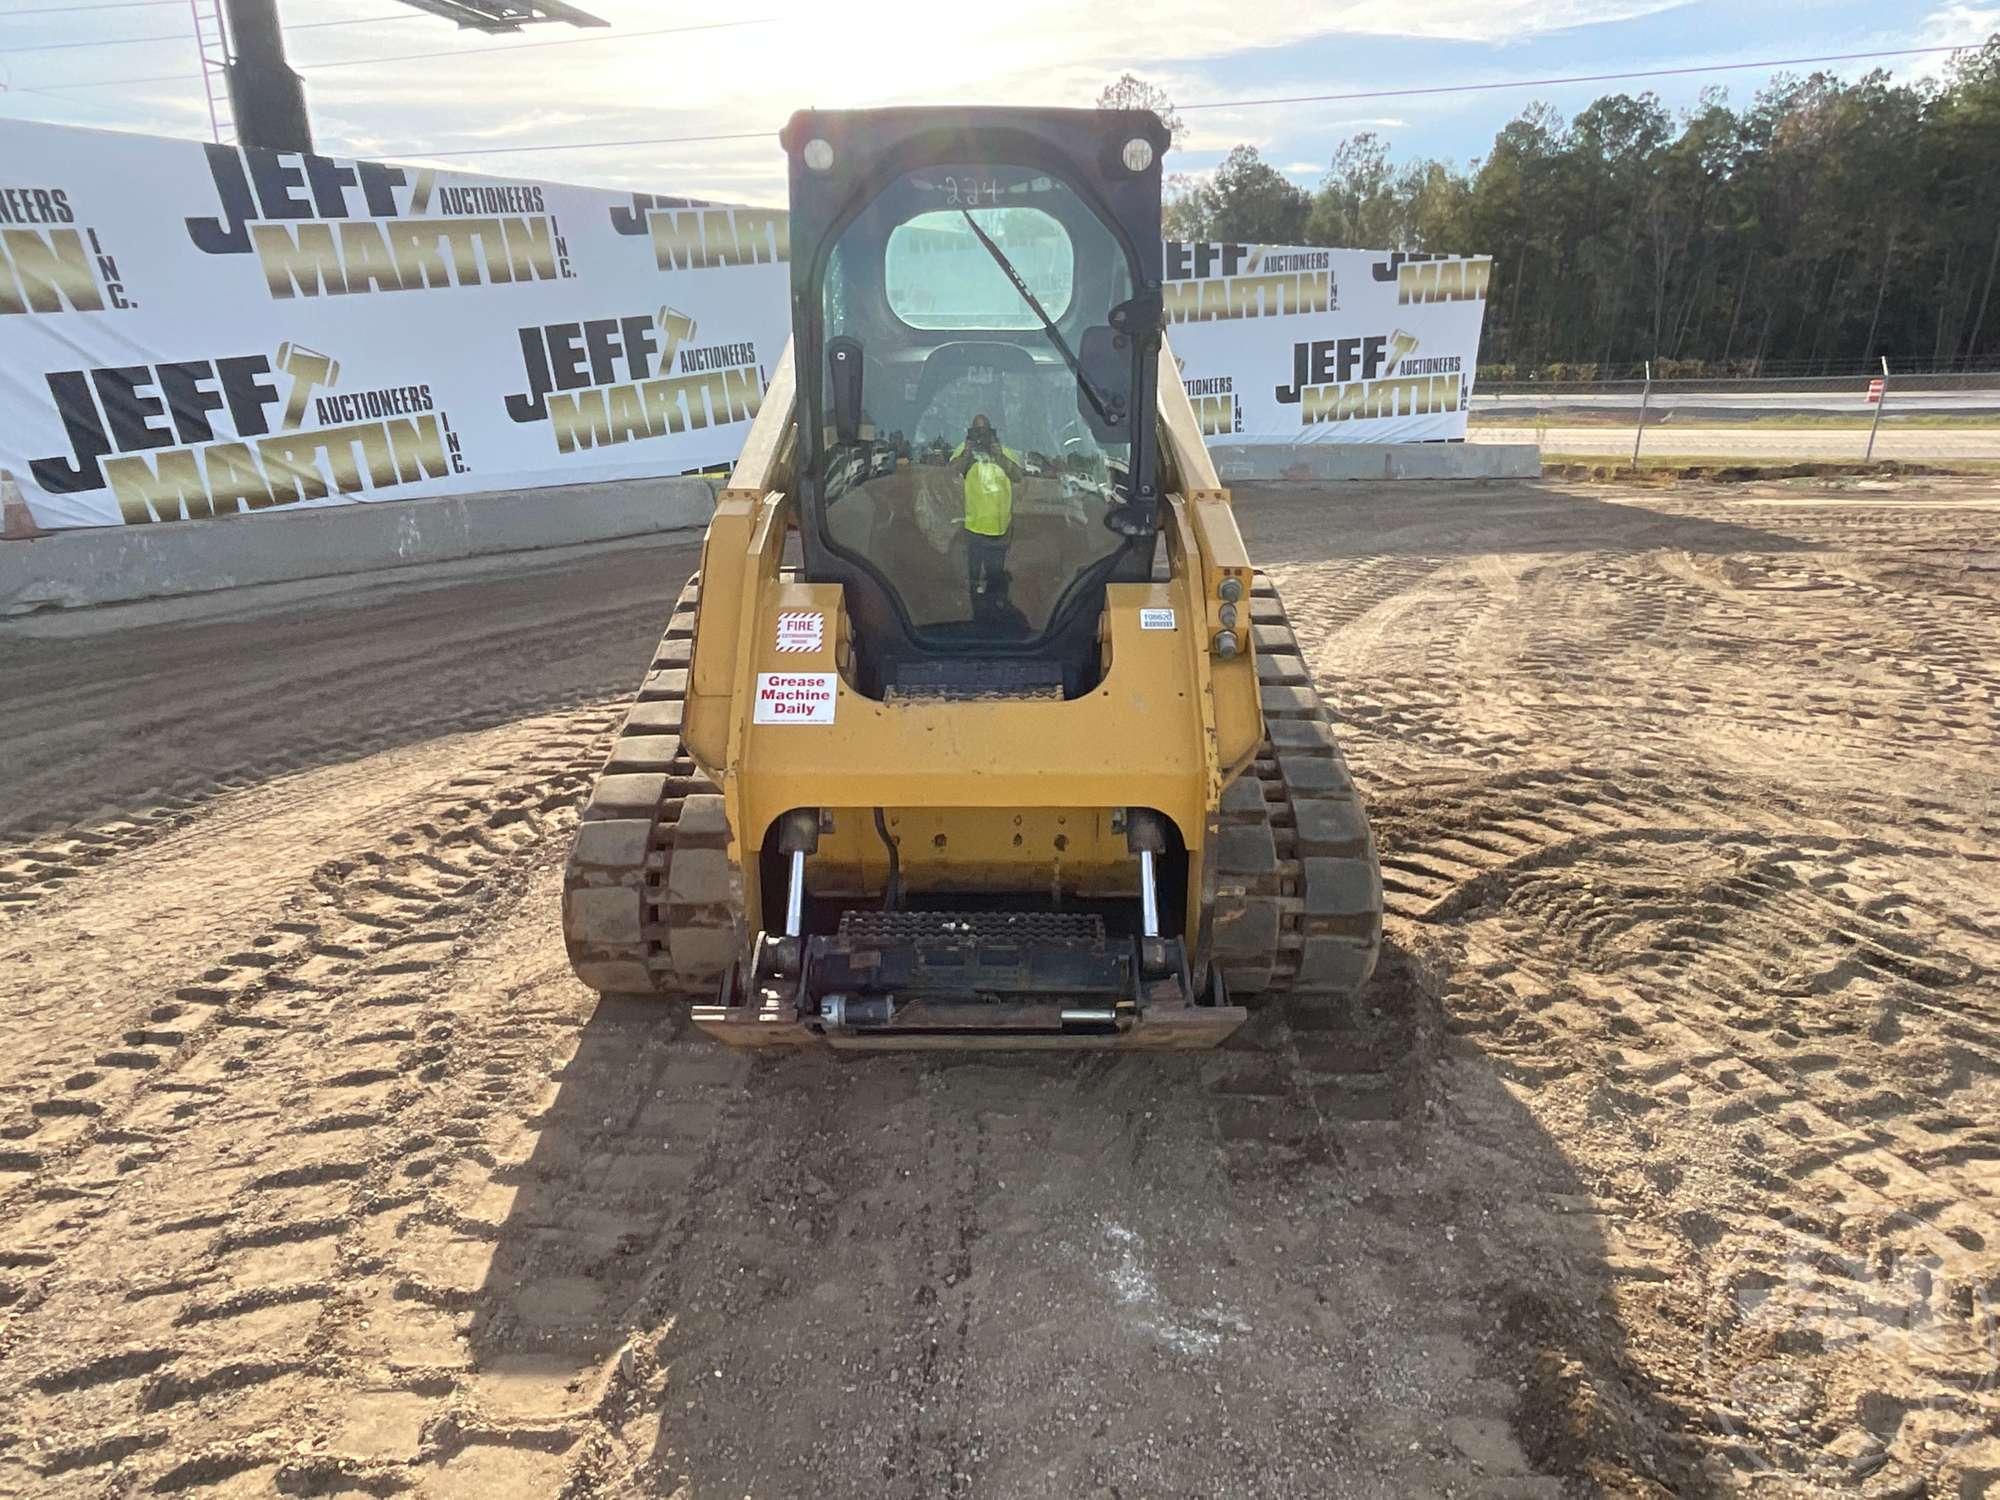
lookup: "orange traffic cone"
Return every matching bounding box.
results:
[1,471,40,540]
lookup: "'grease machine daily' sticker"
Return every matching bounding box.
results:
[754,672,836,724]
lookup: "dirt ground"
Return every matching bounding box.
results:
[0,474,1995,1498]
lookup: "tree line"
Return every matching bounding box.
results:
[1109,40,2000,379]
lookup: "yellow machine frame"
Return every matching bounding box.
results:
[679,338,1264,958]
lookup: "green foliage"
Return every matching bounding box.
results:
[1096,73,1185,147]
[1178,38,2000,373]
[1163,145,1311,244]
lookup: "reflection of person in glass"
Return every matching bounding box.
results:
[950,413,1024,605]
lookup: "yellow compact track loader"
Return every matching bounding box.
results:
[562,107,1382,1048]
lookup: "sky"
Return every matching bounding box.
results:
[0,0,1993,207]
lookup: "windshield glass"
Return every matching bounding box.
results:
[886,207,1074,328]
[817,165,1134,647]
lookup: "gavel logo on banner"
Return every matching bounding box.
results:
[274,342,340,431]
[657,306,697,370]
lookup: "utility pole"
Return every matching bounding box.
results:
[221,0,311,153]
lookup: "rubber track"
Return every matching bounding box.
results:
[562,577,742,998]
[1210,573,1384,998]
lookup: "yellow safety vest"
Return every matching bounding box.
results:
[951,442,1019,537]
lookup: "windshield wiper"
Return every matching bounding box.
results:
[958,208,1114,429]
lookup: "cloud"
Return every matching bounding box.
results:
[1920,0,2000,41]
[1884,3,1998,83]
[4,0,1696,204]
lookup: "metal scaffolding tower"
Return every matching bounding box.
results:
[189,0,234,144]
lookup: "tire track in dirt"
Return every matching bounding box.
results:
[372,936,1579,1499]
[0,724,535,923]
[0,711,623,1201]
[1288,483,2000,1495]
[5,477,1998,1496]
[0,539,703,919]
[0,671,630,922]
[1267,537,1533,791]
[1436,830,1999,1492]
[0,713,635,1494]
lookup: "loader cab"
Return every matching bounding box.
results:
[782,107,1171,699]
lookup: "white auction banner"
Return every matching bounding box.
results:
[0,120,1490,532]
[0,119,791,530]
[1164,242,1491,445]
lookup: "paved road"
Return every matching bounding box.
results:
[1474,385,2000,416]
[1475,422,2000,461]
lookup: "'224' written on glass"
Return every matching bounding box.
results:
[937,176,1005,206]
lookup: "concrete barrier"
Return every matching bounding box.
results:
[1,443,1541,618]
[0,476,715,617]
[1209,441,1541,483]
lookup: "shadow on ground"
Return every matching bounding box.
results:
[465,937,1695,1497]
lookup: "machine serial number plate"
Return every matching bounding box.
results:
[755,672,836,724]
[1140,608,1177,630]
